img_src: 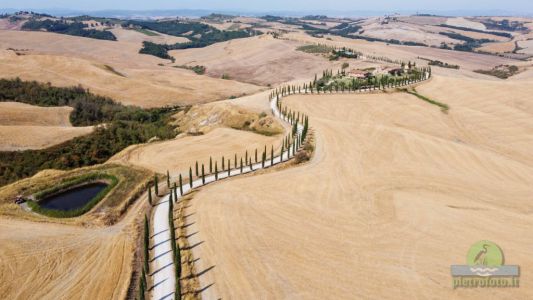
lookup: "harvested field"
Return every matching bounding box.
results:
[110,127,283,176]
[0,163,152,299]
[0,125,93,151]
[446,17,486,30]
[283,31,516,71]
[0,49,261,108]
[0,32,262,107]
[0,102,73,126]
[185,74,533,299]
[0,218,135,300]
[109,27,189,45]
[0,102,93,151]
[170,35,341,86]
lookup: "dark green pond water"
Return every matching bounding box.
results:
[39,182,108,211]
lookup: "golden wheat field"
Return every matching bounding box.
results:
[184,73,533,299]
[1,11,532,300]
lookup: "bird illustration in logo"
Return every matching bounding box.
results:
[473,244,490,266]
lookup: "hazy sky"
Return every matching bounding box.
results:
[1,0,532,13]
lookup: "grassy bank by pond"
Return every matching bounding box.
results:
[0,164,153,225]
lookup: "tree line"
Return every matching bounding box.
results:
[0,79,179,187]
[22,19,117,41]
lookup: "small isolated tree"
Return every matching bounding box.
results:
[179,174,183,196]
[148,186,152,206]
[154,175,159,196]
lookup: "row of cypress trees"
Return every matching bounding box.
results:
[142,89,311,299]
[269,66,431,100]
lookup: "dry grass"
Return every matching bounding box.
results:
[0,125,93,151]
[0,102,94,150]
[172,102,284,136]
[0,102,73,126]
[110,27,190,45]
[184,74,533,299]
[169,35,342,86]
[0,32,263,108]
[174,192,201,300]
[110,127,283,177]
[0,163,154,300]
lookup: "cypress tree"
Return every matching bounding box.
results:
[234,154,237,168]
[209,157,213,174]
[195,161,199,177]
[167,170,170,188]
[144,215,149,272]
[139,277,145,300]
[281,144,284,161]
[271,145,274,166]
[255,149,258,163]
[189,167,193,188]
[141,267,147,296]
[222,156,225,170]
[215,162,218,180]
[179,174,183,196]
[173,183,178,202]
[245,150,248,163]
[240,158,243,173]
[154,175,159,196]
[262,149,266,168]
[148,186,152,206]
[201,164,205,184]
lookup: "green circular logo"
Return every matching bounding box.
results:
[466,240,504,267]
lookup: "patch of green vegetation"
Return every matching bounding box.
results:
[0,78,180,186]
[474,65,520,79]
[296,44,335,54]
[174,65,206,75]
[134,28,160,36]
[438,24,513,38]
[222,74,231,80]
[27,173,119,218]
[402,88,449,113]
[439,31,494,52]
[480,19,529,32]
[127,20,260,60]
[140,41,174,60]
[22,19,117,41]
[419,58,460,69]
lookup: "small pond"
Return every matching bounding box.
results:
[39,182,108,211]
